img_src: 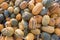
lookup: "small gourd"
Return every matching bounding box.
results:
[14,29,24,38]
[8,7,14,13]
[10,18,18,26]
[1,27,14,36]
[25,33,35,40]
[31,29,40,35]
[42,26,55,33]
[22,12,33,21]
[16,14,22,21]
[19,1,28,9]
[32,3,43,15]
[14,7,20,14]
[29,17,38,29]
[42,15,50,26]
[1,2,8,10]
[41,32,51,40]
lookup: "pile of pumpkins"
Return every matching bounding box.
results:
[0,0,60,40]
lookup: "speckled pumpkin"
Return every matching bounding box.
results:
[1,2,8,10]
[55,28,60,36]
[31,29,40,35]
[19,1,28,9]
[29,17,38,29]
[5,36,14,40]
[16,14,22,21]
[42,15,50,26]
[0,24,4,32]
[32,3,43,15]
[42,26,55,33]
[1,27,14,36]
[25,33,35,40]
[10,18,18,26]
[22,12,33,21]
[14,29,24,38]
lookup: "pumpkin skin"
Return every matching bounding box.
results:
[0,0,4,3]
[16,14,22,21]
[28,1,35,10]
[0,24,4,32]
[42,26,55,33]
[1,2,8,10]
[8,7,14,13]
[35,0,42,3]
[14,29,24,38]
[1,27,14,36]
[55,28,60,36]
[41,32,51,40]
[31,29,40,35]
[22,12,33,21]
[19,1,28,9]
[42,15,50,26]
[32,3,43,15]
[25,33,35,40]
[29,17,38,29]
[5,36,14,40]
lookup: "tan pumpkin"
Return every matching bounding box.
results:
[25,33,35,40]
[55,28,60,36]
[32,3,43,15]
[1,2,8,10]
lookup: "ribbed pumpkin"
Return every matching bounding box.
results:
[32,3,43,15]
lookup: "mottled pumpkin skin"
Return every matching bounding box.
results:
[32,3,43,15]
